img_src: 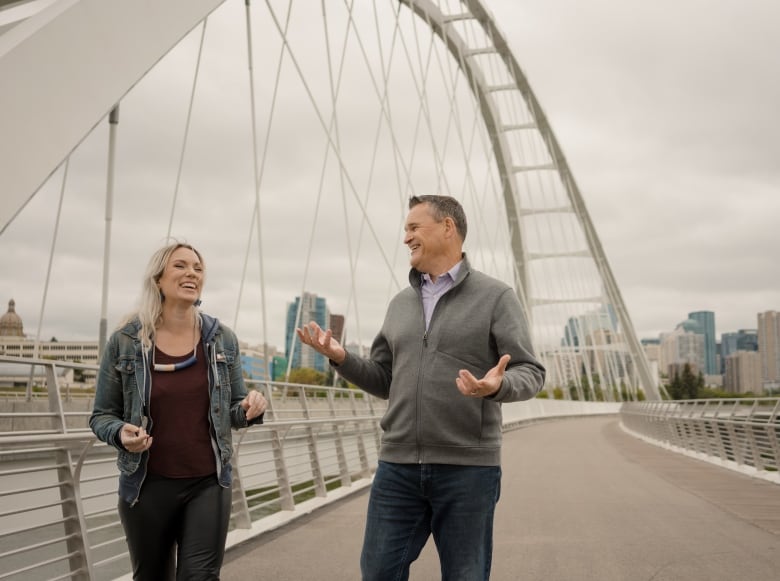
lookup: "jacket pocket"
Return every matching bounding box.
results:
[115,356,139,422]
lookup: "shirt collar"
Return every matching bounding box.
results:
[421,260,462,285]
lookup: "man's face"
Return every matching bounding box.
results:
[403,203,447,273]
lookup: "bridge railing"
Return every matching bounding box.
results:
[0,355,388,581]
[0,355,619,580]
[620,398,780,484]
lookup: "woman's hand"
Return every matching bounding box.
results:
[119,422,152,452]
[241,389,268,421]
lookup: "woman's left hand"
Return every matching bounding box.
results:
[240,389,267,421]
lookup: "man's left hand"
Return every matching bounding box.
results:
[455,354,510,398]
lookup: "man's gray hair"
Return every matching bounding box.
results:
[408,195,467,242]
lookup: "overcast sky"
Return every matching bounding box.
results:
[1,0,778,350]
[497,0,780,340]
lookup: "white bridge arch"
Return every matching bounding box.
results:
[0,0,659,400]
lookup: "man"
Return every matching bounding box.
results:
[297,195,545,580]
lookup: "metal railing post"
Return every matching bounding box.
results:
[230,430,252,529]
[45,363,94,579]
[328,390,351,488]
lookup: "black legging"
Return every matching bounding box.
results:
[118,473,231,581]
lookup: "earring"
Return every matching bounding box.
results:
[194,298,202,307]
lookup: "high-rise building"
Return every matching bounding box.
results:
[285,292,329,372]
[659,325,704,378]
[561,305,616,350]
[329,313,345,344]
[758,311,780,393]
[688,311,717,375]
[724,351,762,395]
[720,329,758,373]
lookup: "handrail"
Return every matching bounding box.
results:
[0,356,617,579]
[620,399,780,485]
[0,355,388,580]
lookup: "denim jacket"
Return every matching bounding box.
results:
[89,313,262,504]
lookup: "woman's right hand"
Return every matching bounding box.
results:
[119,422,153,452]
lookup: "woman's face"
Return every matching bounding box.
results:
[157,246,204,307]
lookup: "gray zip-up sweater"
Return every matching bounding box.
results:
[336,255,545,466]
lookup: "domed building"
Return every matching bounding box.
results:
[0,299,99,372]
[0,299,24,337]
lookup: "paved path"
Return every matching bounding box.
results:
[221,416,780,580]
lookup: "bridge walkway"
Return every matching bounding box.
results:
[220,416,780,581]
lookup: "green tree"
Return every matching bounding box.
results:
[666,371,684,400]
[287,367,328,386]
[679,363,699,399]
[666,363,701,400]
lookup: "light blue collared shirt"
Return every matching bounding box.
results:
[421,261,462,329]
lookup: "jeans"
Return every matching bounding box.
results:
[118,474,231,581]
[361,461,502,581]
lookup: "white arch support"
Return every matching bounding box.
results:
[0,0,226,233]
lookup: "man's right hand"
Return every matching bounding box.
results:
[296,321,347,365]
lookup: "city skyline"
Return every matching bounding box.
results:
[1,294,776,354]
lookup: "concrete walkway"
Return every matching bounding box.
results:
[220,416,780,580]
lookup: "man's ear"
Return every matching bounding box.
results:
[443,216,456,238]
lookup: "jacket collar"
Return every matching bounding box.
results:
[118,312,220,344]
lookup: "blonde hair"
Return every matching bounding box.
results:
[119,241,205,352]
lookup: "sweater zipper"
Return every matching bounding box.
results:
[418,325,428,463]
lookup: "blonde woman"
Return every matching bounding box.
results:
[90,241,266,580]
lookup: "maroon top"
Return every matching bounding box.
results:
[147,342,215,478]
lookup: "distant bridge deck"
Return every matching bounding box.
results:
[219,416,780,581]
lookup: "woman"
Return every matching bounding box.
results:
[90,241,267,580]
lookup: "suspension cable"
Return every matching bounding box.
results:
[167,18,209,239]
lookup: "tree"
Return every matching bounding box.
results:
[679,363,699,400]
[287,367,328,386]
[666,363,701,400]
[666,371,684,400]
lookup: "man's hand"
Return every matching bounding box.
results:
[455,354,510,398]
[296,321,347,365]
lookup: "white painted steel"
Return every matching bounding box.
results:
[0,0,227,233]
[620,399,780,485]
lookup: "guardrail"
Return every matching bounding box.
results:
[0,356,620,580]
[620,398,780,484]
[0,356,387,581]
